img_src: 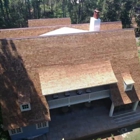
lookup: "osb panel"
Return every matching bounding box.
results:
[28,18,71,27]
[0,21,121,39]
[12,29,136,68]
[0,40,50,130]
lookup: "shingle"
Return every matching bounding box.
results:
[39,61,117,95]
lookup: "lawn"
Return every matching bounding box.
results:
[124,128,140,140]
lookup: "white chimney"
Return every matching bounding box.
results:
[89,9,101,31]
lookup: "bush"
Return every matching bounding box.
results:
[111,134,115,140]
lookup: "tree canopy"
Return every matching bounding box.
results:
[0,0,139,29]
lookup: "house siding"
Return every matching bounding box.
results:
[10,124,49,140]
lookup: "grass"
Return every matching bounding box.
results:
[137,38,140,46]
[124,128,140,140]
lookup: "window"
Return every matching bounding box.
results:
[8,128,23,135]
[20,103,31,112]
[124,82,133,91]
[36,122,48,129]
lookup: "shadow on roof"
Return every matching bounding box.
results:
[0,39,50,130]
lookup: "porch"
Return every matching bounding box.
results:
[46,86,110,109]
[47,100,140,140]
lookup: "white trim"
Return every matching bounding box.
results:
[109,103,115,117]
[8,128,23,135]
[36,122,48,129]
[20,103,31,112]
[132,101,139,111]
[124,82,133,91]
[48,90,110,109]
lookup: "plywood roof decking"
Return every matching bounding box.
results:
[121,72,135,85]
[39,61,117,95]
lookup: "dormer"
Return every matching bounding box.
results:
[124,82,134,91]
[20,103,31,112]
[122,72,135,91]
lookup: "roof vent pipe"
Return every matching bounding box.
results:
[89,9,101,31]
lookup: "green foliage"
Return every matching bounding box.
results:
[96,138,102,140]
[0,0,139,28]
[111,134,115,139]
[124,129,140,140]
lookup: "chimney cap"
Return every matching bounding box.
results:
[94,9,100,13]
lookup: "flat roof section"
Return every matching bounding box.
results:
[39,27,87,36]
[121,72,135,85]
[39,61,117,95]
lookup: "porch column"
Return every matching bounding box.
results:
[132,101,139,111]
[109,103,114,117]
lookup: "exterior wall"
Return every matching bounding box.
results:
[28,18,71,27]
[0,21,122,39]
[10,124,49,140]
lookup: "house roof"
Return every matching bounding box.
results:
[39,27,87,36]
[0,19,138,130]
[39,61,117,95]
[110,58,140,106]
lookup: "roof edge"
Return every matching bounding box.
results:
[0,28,134,41]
